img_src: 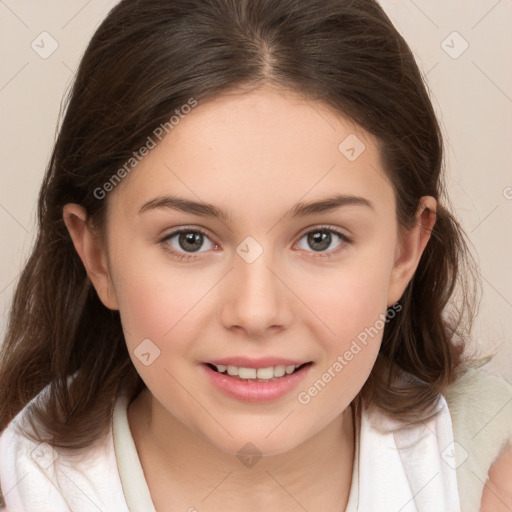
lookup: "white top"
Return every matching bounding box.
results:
[0,386,461,511]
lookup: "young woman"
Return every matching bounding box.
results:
[1,0,511,510]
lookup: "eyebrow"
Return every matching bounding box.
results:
[138,193,375,221]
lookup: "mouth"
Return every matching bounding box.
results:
[201,359,314,402]
[204,361,313,382]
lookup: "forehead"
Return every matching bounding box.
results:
[109,84,395,220]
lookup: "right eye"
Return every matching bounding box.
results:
[159,227,218,260]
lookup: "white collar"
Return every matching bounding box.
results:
[113,392,461,511]
[356,395,461,511]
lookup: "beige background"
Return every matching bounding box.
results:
[1,1,511,379]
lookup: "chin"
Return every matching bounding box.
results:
[206,430,303,459]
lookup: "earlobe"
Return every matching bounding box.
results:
[387,196,437,306]
[62,204,119,310]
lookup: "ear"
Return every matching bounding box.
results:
[62,203,119,310]
[387,196,437,306]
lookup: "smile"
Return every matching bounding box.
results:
[207,362,311,381]
[201,361,314,402]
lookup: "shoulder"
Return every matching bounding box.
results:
[446,362,512,401]
[444,363,512,511]
[480,442,512,512]
[0,385,70,510]
[445,363,512,441]
[0,384,128,512]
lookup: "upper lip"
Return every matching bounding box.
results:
[205,357,311,369]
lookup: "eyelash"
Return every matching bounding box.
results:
[159,225,352,262]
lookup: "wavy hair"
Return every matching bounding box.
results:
[0,0,481,450]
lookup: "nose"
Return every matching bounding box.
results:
[219,241,293,338]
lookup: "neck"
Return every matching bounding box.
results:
[128,387,355,511]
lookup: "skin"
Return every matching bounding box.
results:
[63,83,440,510]
[480,444,512,512]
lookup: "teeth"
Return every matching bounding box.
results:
[213,363,304,380]
[285,365,296,375]
[227,365,239,376]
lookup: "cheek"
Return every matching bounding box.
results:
[311,276,386,370]
[293,249,394,398]
[108,238,204,351]
[110,253,211,398]
[297,254,393,342]
[295,272,389,423]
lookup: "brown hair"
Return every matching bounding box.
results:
[0,0,481,449]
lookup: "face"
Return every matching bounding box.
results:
[72,84,429,457]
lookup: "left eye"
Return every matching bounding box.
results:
[296,228,350,255]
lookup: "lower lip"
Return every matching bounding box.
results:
[201,363,313,402]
